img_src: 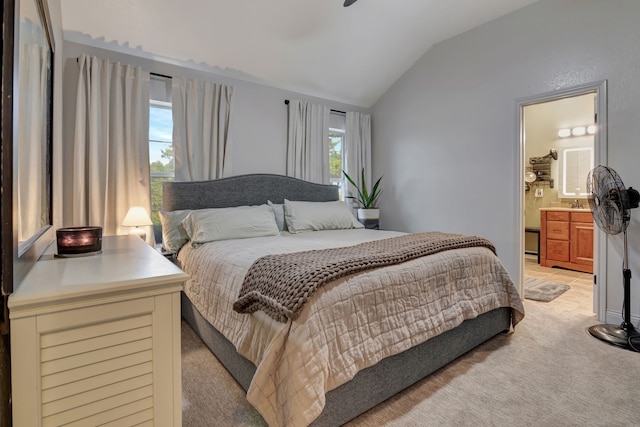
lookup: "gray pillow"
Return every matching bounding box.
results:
[181,204,279,246]
[267,200,288,232]
[283,199,364,234]
[158,209,191,252]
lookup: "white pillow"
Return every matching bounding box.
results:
[283,199,364,234]
[158,209,191,252]
[181,204,279,246]
[267,200,288,232]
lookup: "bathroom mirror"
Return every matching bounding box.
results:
[559,146,594,198]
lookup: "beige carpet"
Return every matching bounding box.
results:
[182,299,640,427]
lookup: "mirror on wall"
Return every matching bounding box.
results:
[15,0,53,256]
[559,146,594,198]
[1,0,55,295]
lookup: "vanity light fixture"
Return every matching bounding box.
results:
[572,126,586,136]
[558,124,596,138]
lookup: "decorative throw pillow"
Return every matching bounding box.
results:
[158,209,191,252]
[267,200,288,232]
[283,199,364,234]
[181,204,279,246]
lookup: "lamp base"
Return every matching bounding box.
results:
[129,227,147,241]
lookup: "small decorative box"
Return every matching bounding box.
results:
[55,226,103,257]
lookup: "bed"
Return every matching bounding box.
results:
[162,173,525,427]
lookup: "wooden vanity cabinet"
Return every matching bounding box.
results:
[540,210,593,273]
[570,212,595,269]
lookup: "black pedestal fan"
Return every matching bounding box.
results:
[586,165,640,352]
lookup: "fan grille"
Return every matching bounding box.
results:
[587,166,629,235]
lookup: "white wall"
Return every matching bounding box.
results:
[372,0,640,324]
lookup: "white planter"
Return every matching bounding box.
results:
[357,208,380,220]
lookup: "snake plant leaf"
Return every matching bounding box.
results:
[343,168,383,208]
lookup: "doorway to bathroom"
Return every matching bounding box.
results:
[518,82,608,320]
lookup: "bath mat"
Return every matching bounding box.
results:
[524,277,570,302]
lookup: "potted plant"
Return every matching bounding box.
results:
[343,168,383,228]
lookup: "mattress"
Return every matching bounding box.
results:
[177,229,524,427]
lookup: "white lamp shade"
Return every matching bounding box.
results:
[122,206,153,227]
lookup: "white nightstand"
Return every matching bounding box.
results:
[9,235,189,427]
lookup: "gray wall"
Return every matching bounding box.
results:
[62,41,369,175]
[60,41,368,222]
[372,0,640,324]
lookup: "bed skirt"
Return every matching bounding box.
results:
[181,292,512,426]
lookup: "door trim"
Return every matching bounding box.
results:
[516,80,608,321]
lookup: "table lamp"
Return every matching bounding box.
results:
[122,206,153,241]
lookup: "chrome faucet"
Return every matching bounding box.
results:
[571,199,584,209]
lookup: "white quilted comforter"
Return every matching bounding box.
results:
[178,229,525,427]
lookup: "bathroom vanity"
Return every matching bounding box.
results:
[540,208,593,273]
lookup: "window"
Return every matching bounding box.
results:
[329,128,345,199]
[149,99,174,236]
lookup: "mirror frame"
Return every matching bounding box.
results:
[1,0,16,297]
[1,0,55,295]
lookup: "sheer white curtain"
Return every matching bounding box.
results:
[172,76,234,181]
[344,111,372,204]
[286,100,330,184]
[71,54,154,245]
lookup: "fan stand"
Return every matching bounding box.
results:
[588,230,640,352]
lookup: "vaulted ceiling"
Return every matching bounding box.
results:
[60,0,539,108]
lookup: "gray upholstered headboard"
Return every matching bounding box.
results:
[162,174,339,211]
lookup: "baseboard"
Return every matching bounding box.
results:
[604,309,640,329]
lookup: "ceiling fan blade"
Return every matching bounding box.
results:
[344,0,358,7]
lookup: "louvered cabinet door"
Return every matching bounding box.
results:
[11,292,181,427]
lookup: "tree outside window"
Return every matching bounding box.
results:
[149,100,174,240]
[329,129,345,199]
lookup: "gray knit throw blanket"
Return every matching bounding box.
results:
[233,232,497,322]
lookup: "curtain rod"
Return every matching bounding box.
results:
[150,71,172,79]
[284,99,345,115]
[75,57,172,79]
